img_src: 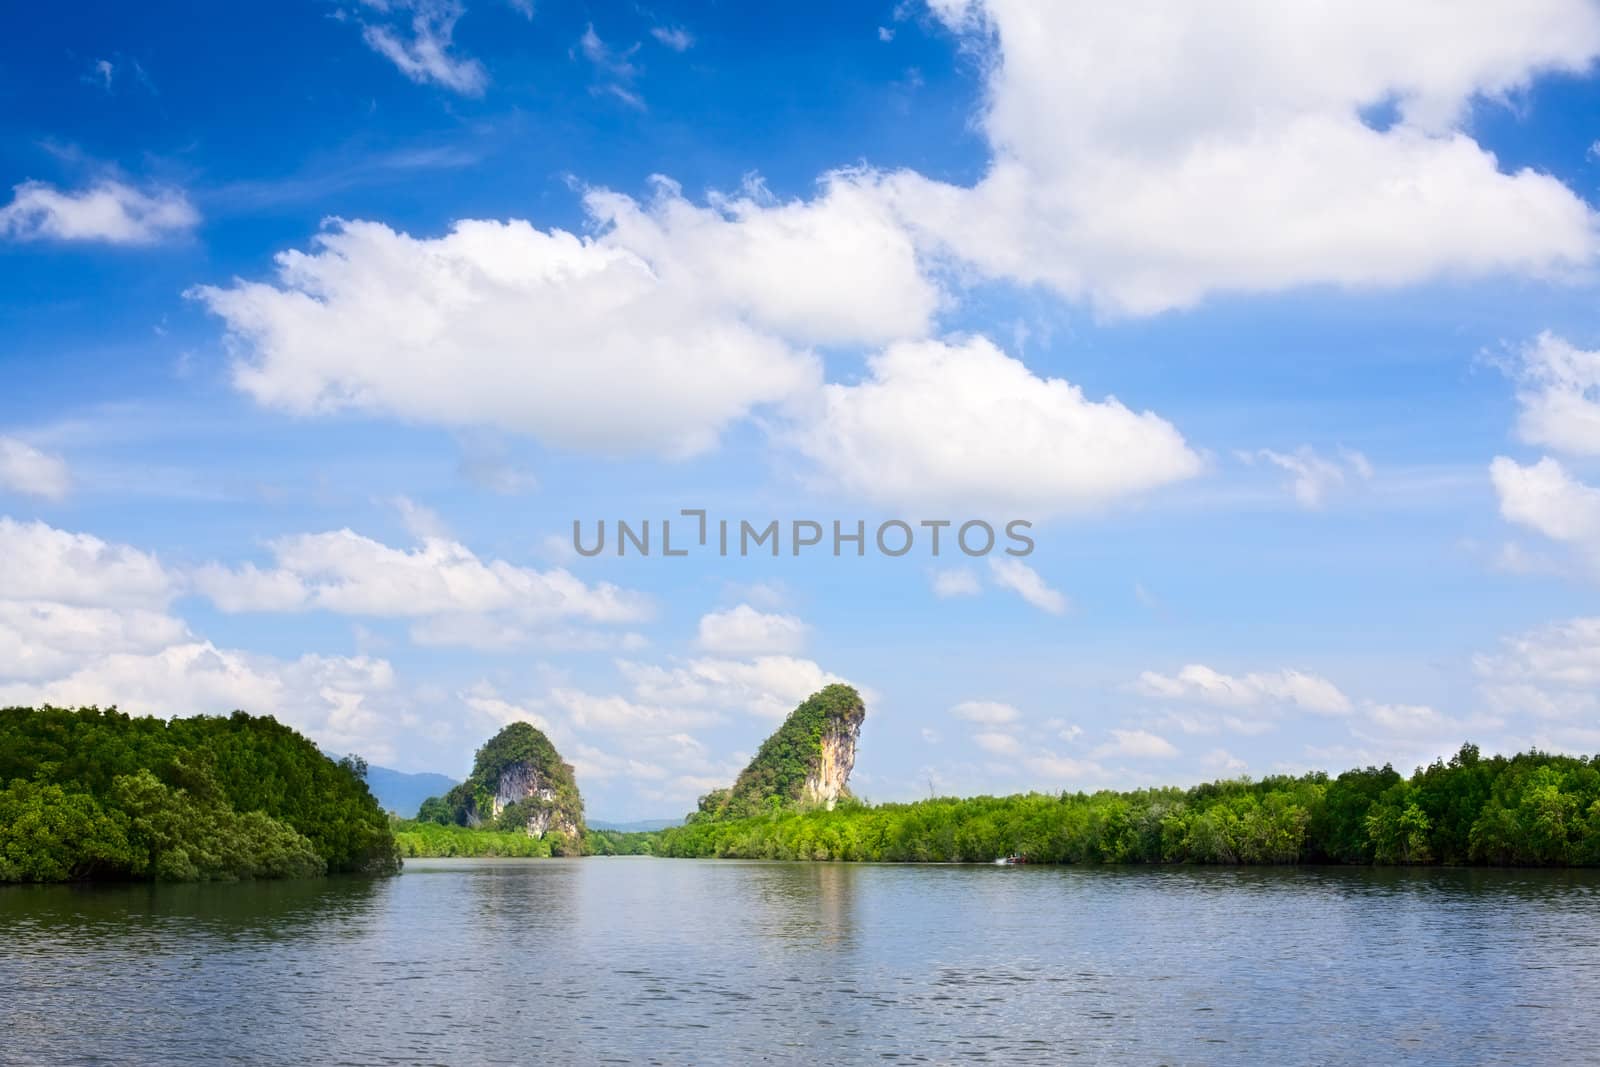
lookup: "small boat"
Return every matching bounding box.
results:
[993,854,1028,865]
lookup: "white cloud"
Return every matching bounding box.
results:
[1093,728,1179,759]
[588,173,939,347]
[193,528,651,649]
[695,603,808,655]
[1200,748,1248,773]
[0,517,174,609]
[1366,702,1455,736]
[85,58,114,90]
[0,180,197,245]
[988,558,1067,615]
[1022,752,1104,781]
[620,654,846,720]
[1508,332,1600,456]
[930,567,981,598]
[194,174,933,457]
[546,688,720,734]
[460,684,556,734]
[1136,663,1352,715]
[795,336,1200,514]
[0,641,403,763]
[950,699,1021,724]
[1489,455,1600,554]
[1243,446,1372,509]
[973,730,1023,756]
[0,437,71,499]
[1475,617,1600,720]
[359,0,487,96]
[649,26,693,52]
[0,520,458,765]
[578,25,642,107]
[889,0,1600,315]
[0,601,188,681]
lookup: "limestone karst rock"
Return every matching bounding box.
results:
[432,722,585,842]
[693,684,866,821]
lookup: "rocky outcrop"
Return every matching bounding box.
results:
[429,723,585,842]
[694,684,865,821]
[801,709,862,809]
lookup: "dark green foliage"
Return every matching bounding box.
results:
[415,722,585,840]
[694,683,865,821]
[647,744,1600,866]
[0,706,400,882]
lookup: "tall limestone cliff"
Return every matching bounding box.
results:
[423,723,585,846]
[694,684,865,821]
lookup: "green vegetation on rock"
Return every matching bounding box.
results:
[0,706,400,882]
[633,744,1600,866]
[415,722,585,846]
[694,683,865,821]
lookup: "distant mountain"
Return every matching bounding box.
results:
[364,765,458,819]
[589,818,683,832]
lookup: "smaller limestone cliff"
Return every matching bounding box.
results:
[694,684,865,821]
[428,723,585,844]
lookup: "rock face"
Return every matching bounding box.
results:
[436,722,585,843]
[801,710,861,809]
[694,684,865,821]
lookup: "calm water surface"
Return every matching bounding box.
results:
[3,859,1598,1065]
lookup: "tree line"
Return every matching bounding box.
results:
[606,745,1600,866]
[0,706,401,882]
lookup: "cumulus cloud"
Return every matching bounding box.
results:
[1201,748,1248,773]
[546,688,721,734]
[1475,617,1600,720]
[0,641,404,762]
[1508,333,1600,455]
[1366,702,1457,737]
[1489,456,1600,558]
[620,654,846,720]
[889,0,1600,314]
[950,699,1021,724]
[193,173,935,458]
[973,731,1024,756]
[0,437,71,499]
[1093,728,1179,759]
[193,527,651,649]
[1136,663,1352,715]
[0,601,189,681]
[988,558,1067,614]
[0,180,197,245]
[0,517,175,609]
[695,603,808,655]
[793,336,1200,513]
[358,0,487,95]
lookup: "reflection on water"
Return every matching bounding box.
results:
[4,860,1598,1064]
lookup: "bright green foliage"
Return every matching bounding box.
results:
[0,780,133,881]
[391,820,558,858]
[0,705,400,882]
[632,744,1600,867]
[694,684,865,821]
[415,722,585,841]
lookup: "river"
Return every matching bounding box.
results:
[3,858,1597,1064]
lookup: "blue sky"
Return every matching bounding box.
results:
[4,1,1600,819]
